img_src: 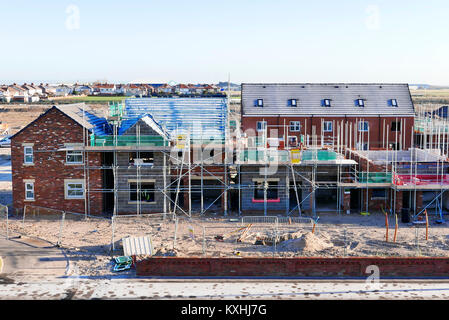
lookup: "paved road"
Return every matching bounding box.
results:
[0,236,67,284]
[1,277,449,300]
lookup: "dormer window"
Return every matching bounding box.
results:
[323,99,331,107]
[256,99,264,107]
[390,99,398,107]
[356,99,365,107]
[289,99,297,107]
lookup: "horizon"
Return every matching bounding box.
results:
[1,81,448,88]
[1,0,449,85]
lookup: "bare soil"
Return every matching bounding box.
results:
[1,210,449,277]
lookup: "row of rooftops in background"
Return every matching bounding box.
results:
[0,82,240,103]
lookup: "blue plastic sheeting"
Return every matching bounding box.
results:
[121,98,227,140]
[83,110,112,135]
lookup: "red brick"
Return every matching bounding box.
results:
[11,107,103,215]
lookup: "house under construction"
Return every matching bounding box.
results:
[10,84,449,220]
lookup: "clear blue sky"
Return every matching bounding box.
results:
[1,0,449,85]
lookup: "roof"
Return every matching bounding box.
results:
[122,98,228,140]
[120,113,170,139]
[53,103,111,135]
[241,83,415,116]
[11,104,110,140]
[94,84,115,89]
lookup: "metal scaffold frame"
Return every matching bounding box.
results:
[47,100,448,221]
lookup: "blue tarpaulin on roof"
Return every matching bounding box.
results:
[83,110,112,135]
[120,98,227,140]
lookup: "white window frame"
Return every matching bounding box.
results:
[391,99,398,107]
[289,121,301,132]
[357,99,365,107]
[290,99,297,107]
[256,99,264,107]
[358,121,369,132]
[66,150,84,164]
[356,142,369,151]
[25,182,35,201]
[256,121,267,132]
[323,121,333,132]
[323,99,331,107]
[24,146,33,164]
[64,180,85,199]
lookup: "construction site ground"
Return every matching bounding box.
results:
[1,210,449,278]
[1,146,449,279]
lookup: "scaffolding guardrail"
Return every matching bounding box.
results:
[90,135,169,147]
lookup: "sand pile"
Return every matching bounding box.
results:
[279,232,333,253]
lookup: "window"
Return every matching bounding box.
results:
[257,121,267,132]
[358,121,369,132]
[371,189,387,200]
[391,121,401,132]
[253,181,278,200]
[288,136,298,147]
[356,142,368,150]
[356,99,365,107]
[129,182,155,203]
[323,121,333,132]
[66,150,83,164]
[289,121,301,132]
[65,181,85,199]
[129,152,154,165]
[323,99,331,107]
[390,99,398,107]
[289,99,297,107]
[24,146,33,164]
[256,99,264,107]
[25,182,34,200]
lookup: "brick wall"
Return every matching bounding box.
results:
[11,107,103,215]
[241,116,415,150]
[136,257,449,278]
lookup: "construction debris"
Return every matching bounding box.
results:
[112,256,133,272]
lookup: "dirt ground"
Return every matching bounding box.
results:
[1,101,448,278]
[1,209,449,277]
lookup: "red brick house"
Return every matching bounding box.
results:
[11,104,109,215]
[241,83,416,150]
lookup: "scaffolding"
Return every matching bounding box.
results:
[23,99,445,226]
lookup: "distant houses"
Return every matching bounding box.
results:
[0,81,228,103]
[93,83,116,95]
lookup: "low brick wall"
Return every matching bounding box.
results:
[136,257,449,278]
